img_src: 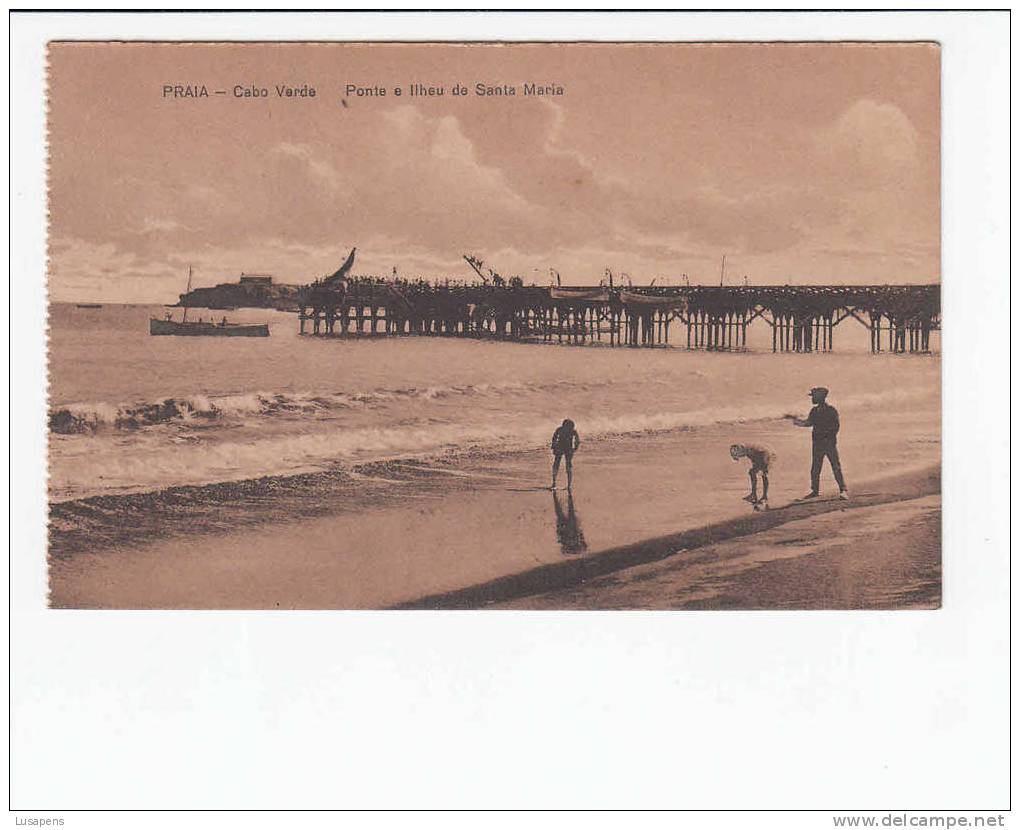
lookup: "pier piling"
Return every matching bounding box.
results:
[298,280,939,356]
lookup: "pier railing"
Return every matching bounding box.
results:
[297,282,940,354]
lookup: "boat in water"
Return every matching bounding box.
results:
[150,267,270,337]
[75,303,103,309]
[149,317,270,337]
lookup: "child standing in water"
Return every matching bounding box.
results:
[551,419,581,490]
[730,443,776,509]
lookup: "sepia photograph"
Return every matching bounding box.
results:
[10,9,1011,819]
[46,41,942,610]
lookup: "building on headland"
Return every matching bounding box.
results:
[178,273,302,311]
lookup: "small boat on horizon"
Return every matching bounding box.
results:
[150,267,270,337]
[76,303,103,309]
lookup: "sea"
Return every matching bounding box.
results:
[48,302,941,503]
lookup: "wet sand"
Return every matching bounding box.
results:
[497,487,940,611]
[48,402,939,609]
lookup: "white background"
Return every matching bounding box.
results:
[7,9,1012,823]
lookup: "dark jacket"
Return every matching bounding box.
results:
[807,402,840,442]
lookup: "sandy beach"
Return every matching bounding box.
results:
[495,472,940,611]
[25,32,1005,814]
[49,397,939,609]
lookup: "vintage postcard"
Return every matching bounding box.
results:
[46,41,941,610]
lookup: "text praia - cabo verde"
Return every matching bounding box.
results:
[161,82,565,99]
[162,84,320,99]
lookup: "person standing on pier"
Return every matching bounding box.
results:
[785,387,849,500]
[551,418,581,490]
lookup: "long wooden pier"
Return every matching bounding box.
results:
[298,280,940,354]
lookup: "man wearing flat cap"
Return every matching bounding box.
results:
[785,387,849,500]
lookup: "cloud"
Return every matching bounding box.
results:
[822,99,920,177]
[138,217,187,235]
[273,142,341,190]
[49,237,183,302]
[369,106,533,234]
[48,90,939,299]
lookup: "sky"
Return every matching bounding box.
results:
[48,42,940,302]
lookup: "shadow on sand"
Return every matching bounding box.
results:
[552,490,588,556]
[394,466,940,610]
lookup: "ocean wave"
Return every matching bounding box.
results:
[48,378,619,434]
[48,407,750,500]
[48,384,938,501]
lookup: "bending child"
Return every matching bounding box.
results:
[729,443,776,509]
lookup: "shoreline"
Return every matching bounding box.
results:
[47,374,940,609]
[48,444,940,609]
[397,465,940,610]
[501,492,941,610]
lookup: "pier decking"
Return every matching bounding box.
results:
[298,282,940,354]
